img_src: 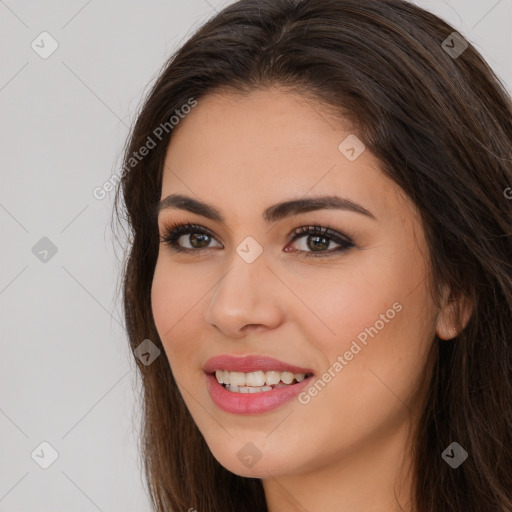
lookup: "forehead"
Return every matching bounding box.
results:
[160,88,410,223]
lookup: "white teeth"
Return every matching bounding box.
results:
[245,371,266,387]
[225,384,274,393]
[215,369,311,389]
[281,371,295,384]
[229,371,246,387]
[265,371,281,386]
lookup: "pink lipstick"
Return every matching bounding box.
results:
[203,354,315,415]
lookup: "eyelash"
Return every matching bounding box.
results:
[159,221,355,258]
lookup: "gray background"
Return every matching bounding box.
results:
[1,1,510,510]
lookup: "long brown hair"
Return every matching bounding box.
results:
[113,0,512,510]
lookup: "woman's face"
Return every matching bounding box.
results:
[151,87,443,481]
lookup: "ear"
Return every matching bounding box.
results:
[435,283,474,340]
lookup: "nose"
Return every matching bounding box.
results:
[204,251,285,338]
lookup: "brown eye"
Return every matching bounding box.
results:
[160,222,355,258]
[160,222,222,253]
[287,225,355,258]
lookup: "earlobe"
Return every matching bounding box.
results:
[435,286,474,340]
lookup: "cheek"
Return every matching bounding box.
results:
[151,260,175,335]
[302,247,431,386]
[298,262,400,349]
[151,259,201,365]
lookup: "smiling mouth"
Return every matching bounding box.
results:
[213,369,315,393]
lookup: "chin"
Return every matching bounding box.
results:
[204,437,307,479]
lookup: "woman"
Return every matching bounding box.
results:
[114,0,512,510]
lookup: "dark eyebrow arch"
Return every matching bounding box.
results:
[155,193,376,223]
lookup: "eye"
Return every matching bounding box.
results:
[286,225,354,258]
[159,221,222,253]
[159,221,355,258]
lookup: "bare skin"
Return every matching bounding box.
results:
[151,87,472,512]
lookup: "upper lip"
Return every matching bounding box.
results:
[203,354,314,375]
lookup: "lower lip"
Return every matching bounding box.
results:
[205,373,314,415]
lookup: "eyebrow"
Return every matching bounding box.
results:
[155,193,376,223]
